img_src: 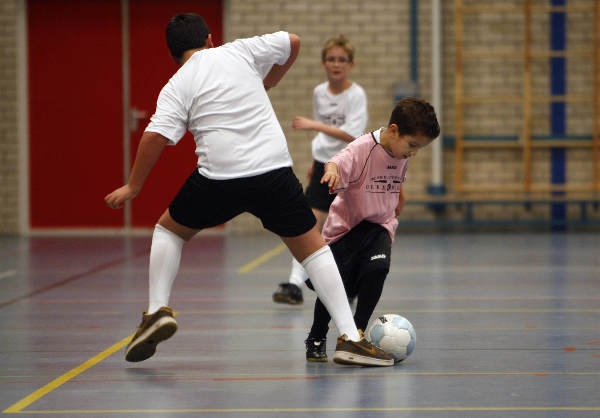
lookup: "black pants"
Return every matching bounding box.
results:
[307,221,392,340]
[169,167,315,237]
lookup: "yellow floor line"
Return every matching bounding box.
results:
[2,334,133,413]
[237,243,286,274]
[9,406,600,414]
[2,246,291,413]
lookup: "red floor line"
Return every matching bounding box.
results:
[3,371,587,385]
[0,248,149,310]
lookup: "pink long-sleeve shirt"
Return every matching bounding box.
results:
[322,129,408,244]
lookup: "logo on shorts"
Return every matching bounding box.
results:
[387,165,397,169]
[370,254,387,261]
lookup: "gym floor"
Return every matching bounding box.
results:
[1,231,599,417]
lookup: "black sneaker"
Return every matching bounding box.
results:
[305,337,328,362]
[333,330,393,367]
[125,307,177,362]
[272,283,303,305]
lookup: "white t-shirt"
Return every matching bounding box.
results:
[145,31,293,180]
[311,82,368,163]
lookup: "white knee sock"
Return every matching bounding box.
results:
[301,246,360,341]
[147,224,184,315]
[288,257,308,287]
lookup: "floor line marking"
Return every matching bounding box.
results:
[175,307,600,314]
[3,370,600,384]
[0,270,16,281]
[2,311,181,413]
[8,406,600,414]
[0,249,149,310]
[237,243,286,274]
[2,334,133,413]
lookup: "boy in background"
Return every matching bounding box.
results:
[273,35,368,305]
[304,98,440,362]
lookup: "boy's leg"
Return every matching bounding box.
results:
[284,231,392,365]
[274,162,332,303]
[352,223,391,332]
[289,207,328,287]
[308,297,332,340]
[281,226,360,341]
[305,297,331,362]
[288,257,308,287]
[272,257,306,304]
[148,210,199,313]
[273,207,328,305]
[353,269,387,331]
[125,209,200,362]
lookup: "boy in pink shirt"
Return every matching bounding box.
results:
[305,97,440,362]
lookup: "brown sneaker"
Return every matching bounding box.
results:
[333,331,393,367]
[125,307,177,362]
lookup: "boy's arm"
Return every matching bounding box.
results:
[293,86,366,143]
[395,185,406,216]
[105,132,168,209]
[293,117,354,142]
[263,33,300,90]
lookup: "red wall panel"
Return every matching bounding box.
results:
[28,0,223,229]
[28,0,124,228]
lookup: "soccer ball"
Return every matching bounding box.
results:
[365,314,416,363]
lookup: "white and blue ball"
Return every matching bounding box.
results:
[365,314,416,363]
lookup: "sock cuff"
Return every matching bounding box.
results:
[154,224,185,246]
[301,245,331,268]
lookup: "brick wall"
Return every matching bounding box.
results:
[0,0,19,234]
[225,0,598,231]
[0,0,598,234]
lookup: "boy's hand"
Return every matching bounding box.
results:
[104,184,139,209]
[394,201,404,217]
[320,163,340,193]
[293,116,315,131]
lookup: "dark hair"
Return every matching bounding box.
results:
[166,13,210,61]
[389,97,440,139]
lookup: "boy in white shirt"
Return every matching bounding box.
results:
[273,35,368,305]
[304,98,440,362]
[105,14,392,366]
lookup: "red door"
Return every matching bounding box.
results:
[28,0,223,229]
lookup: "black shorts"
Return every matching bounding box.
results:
[330,221,392,297]
[305,161,336,212]
[169,167,316,237]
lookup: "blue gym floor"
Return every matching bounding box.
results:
[1,231,599,417]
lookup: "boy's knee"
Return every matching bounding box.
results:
[361,265,389,283]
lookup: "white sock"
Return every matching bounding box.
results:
[288,257,308,287]
[301,246,360,341]
[147,224,184,315]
